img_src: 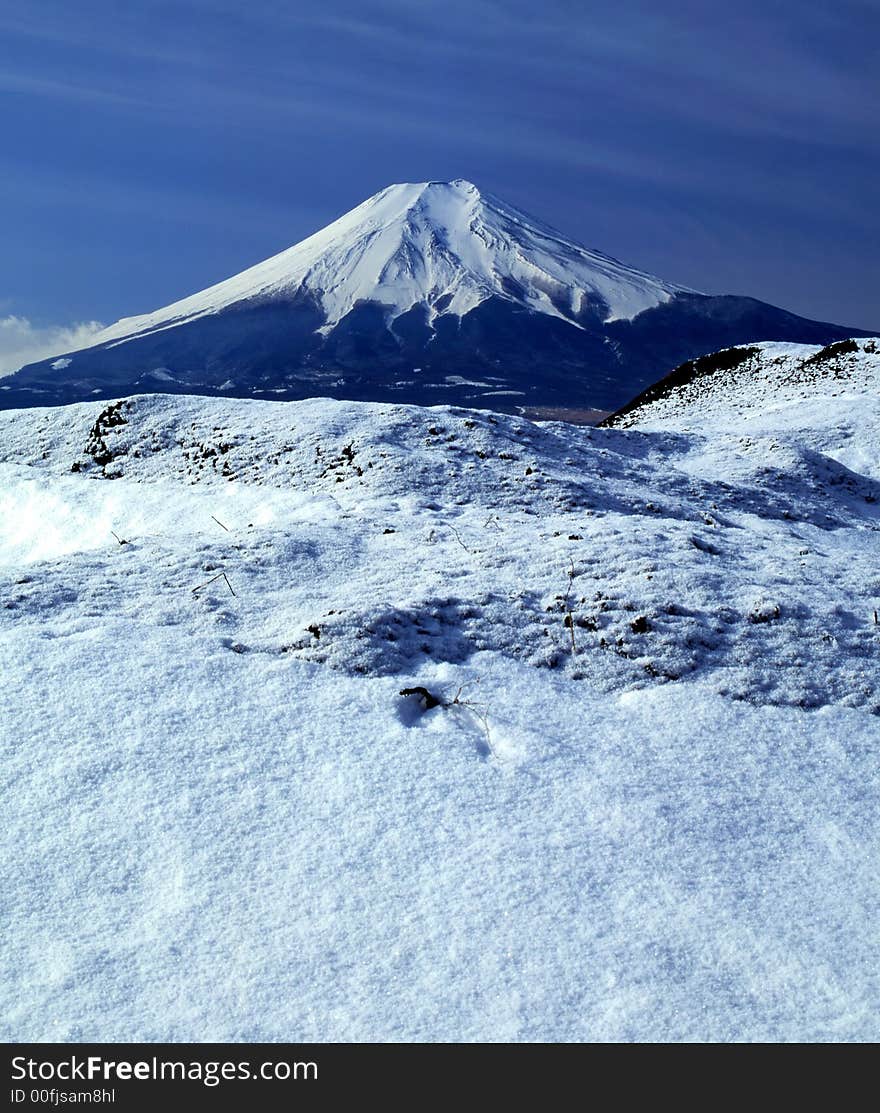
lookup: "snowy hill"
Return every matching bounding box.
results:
[604,337,880,435]
[2,181,871,413]
[2,345,879,1040]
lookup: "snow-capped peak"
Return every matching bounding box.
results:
[90,180,690,349]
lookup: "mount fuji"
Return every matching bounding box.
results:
[2,179,870,413]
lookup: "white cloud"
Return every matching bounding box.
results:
[0,316,104,376]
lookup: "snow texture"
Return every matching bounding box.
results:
[1,339,878,1041]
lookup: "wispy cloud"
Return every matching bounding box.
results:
[0,69,146,107]
[0,316,104,377]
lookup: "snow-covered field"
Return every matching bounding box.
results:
[2,339,878,1041]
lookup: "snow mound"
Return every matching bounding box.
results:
[2,388,878,713]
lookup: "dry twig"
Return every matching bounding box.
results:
[192,571,237,597]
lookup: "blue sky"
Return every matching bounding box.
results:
[1,0,877,368]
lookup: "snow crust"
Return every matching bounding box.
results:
[77,181,686,351]
[2,343,878,1041]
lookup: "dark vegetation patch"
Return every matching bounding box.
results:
[803,338,860,365]
[83,401,131,471]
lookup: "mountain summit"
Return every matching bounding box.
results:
[2,180,870,413]
[93,179,686,342]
